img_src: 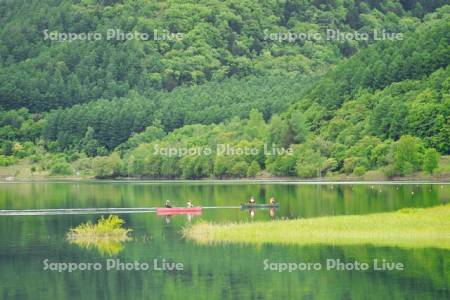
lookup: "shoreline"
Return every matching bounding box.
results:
[1,178,449,184]
[2,157,449,183]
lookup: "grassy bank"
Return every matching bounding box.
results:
[184,204,450,249]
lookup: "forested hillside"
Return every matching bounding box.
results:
[1,0,445,111]
[105,42,450,179]
[0,1,448,179]
[42,75,311,151]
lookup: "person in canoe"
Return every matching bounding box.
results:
[269,197,276,205]
[187,200,193,208]
[248,196,256,205]
[165,200,172,208]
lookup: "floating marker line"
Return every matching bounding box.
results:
[2,207,157,212]
[0,210,157,216]
[201,206,241,209]
[0,208,157,216]
[0,206,242,216]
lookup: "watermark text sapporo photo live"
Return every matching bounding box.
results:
[42,28,403,43]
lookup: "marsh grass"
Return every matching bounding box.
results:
[184,204,450,249]
[67,215,133,256]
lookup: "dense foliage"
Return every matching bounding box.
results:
[91,103,445,179]
[42,75,310,151]
[295,9,449,111]
[71,61,449,178]
[0,1,448,179]
[1,0,446,111]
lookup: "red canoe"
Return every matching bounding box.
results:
[156,207,203,215]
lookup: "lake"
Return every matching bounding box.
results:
[0,182,449,299]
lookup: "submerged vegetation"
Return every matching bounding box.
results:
[67,215,132,256]
[184,204,450,249]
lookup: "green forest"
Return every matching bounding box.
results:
[0,0,449,179]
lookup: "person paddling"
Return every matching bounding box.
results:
[165,200,172,208]
[187,200,193,208]
[248,196,256,205]
[269,197,276,205]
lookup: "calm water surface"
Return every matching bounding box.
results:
[0,182,449,299]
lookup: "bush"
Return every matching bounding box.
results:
[247,161,261,177]
[73,157,93,172]
[213,156,229,178]
[92,153,123,178]
[13,143,28,158]
[67,215,132,256]
[92,156,114,178]
[230,161,249,178]
[382,164,398,178]
[69,215,130,236]
[50,162,73,175]
[343,157,357,174]
[67,152,82,162]
[267,155,297,176]
[29,154,42,163]
[0,155,16,166]
[46,141,59,153]
[353,166,366,176]
[296,164,317,178]
[1,141,13,156]
[393,135,423,175]
[423,148,440,174]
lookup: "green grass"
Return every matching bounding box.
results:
[184,204,450,249]
[67,215,132,256]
